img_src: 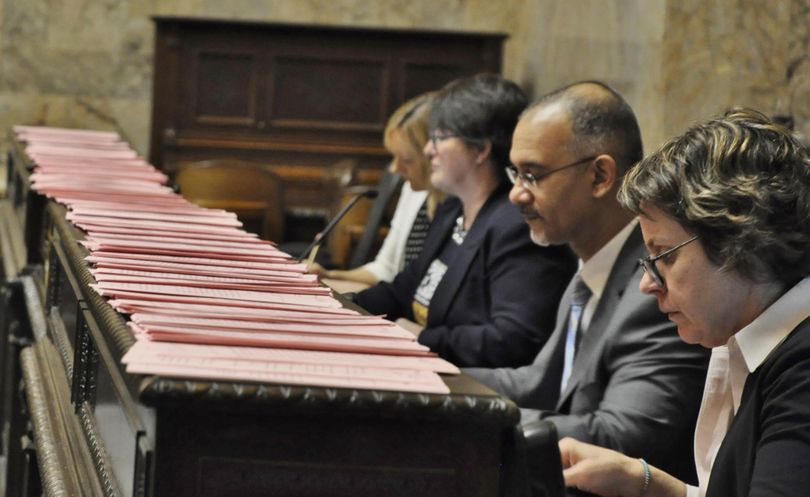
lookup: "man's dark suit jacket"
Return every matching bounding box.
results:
[466,226,710,482]
[356,184,577,368]
[706,315,810,497]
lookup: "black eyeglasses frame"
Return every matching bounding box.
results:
[638,235,700,287]
[505,155,598,188]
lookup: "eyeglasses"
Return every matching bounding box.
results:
[638,235,699,288]
[505,156,597,188]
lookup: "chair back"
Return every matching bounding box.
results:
[347,169,404,268]
[176,159,285,242]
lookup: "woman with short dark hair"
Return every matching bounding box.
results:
[559,108,810,497]
[356,74,577,368]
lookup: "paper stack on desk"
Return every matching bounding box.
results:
[20,125,458,394]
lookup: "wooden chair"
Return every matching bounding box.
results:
[175,159,285,242]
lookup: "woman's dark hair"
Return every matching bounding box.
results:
[429,73,528,176]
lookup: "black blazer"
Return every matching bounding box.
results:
[706,315,810,497]
[356,184,577,368]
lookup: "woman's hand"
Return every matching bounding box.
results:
[559,438,687,497]
[307,261,330,277]
[559,437,644,497]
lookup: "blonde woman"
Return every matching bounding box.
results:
[312,93,443,287]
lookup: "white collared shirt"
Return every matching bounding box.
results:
[686,276,810,497]
[577,219,638,333]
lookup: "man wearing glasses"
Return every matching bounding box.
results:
[465,81,710,490]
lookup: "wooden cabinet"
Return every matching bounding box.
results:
[149,17,506,233]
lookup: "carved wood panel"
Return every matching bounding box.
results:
[150,17,506,235]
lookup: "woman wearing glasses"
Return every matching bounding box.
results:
[559,109,810,497]
[355,74,577,368]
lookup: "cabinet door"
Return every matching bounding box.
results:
[178,34,265,133]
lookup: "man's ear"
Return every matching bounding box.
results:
[591,154,619,198]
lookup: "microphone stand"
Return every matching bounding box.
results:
[298,189,379,264]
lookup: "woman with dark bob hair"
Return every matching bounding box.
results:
[558,108,810,497]
[356,74,577,368]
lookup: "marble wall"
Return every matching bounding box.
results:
[788,0,810,142]
[0,0,805,158]
[661,0,799,142]
[519,0,670,149]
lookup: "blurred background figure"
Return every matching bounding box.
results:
[310,93,444,292]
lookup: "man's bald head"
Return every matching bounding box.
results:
[523,81,643,173]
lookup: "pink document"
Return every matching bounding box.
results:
[26,140,132,152]
[79,240,291,262]
[73,218,253,237]
[122,341,459,374]
[70,205,238,220]
[56,191,189,204]
[84,227,260,243]
[18,126,458,394]
[112,301,387,325]
[92,265,315,283]
[46,192,185,205]
[107,297,356,317]
[129,322,431,356]
[91,282,341,308]
[68,210,242,227]
[129,313,413,340]
[15,125,121,142]
[86,233,275,251]
[33,157,152,168]
[91,273,329,295]
[33,183,172,197]
[123,348,450,394]
[89,260,303,281]
[28,147,139,160]
[87,252,302,270]
[34,167,168,183]
[121,341,451,391]
[68,201,235,217]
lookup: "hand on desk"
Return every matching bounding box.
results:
[559,437,685,497]
[395,317,424,338]
[308,261,328,277]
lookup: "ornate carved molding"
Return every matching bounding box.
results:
[139,378,519,428]
[49,204,135,357]
[77,403,123,497]
[73,315,99,407]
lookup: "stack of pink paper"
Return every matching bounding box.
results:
[19,125,457,394]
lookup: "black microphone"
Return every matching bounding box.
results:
[298,189,379,261]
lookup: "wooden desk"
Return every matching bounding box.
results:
[1,132,524,497]
[321,277,371,295]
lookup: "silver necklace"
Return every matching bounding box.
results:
[452,215,467,245]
